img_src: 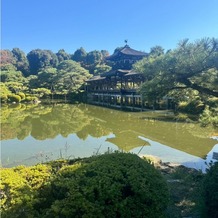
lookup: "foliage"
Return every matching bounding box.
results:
[199,106,218,127]
[203,162,218,218]
[0,164,52,218]
[0,50,16,66]
[37,153,169,217]
[72,47,87,63]
[86,50,103,66]
[0,153,169,217]
[0,46,108,100]
[0,82,26,103]
[149,45,165,57]
[164,165,204,217]
[55,60,91,94]
[32,88,51,98]
[85,50,105,74]
[56,49,71,62]
[177,97,205,115]
[0,68,27,83]
[12,48,29,76]
[17,92,26,100]
[93,64,112,75]
[27,49,58,75]
[5,81,28,95]
[134,38,218,99]
[0,83,12,103]
[134,38,218,125]
[8,94,22,103]
[24,96,39,103]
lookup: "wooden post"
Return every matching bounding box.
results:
[141,95,144,111]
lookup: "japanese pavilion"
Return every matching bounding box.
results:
[86,44,148,110]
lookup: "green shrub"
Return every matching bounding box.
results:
[199,106,218,127]
[17,92,26,101]
[24,96,38,103]
[0,94,8,103]
[0,154,169,217]
[7,94,21,103]
[38,153,169,218]
[0,164,52,218]
[203,162,218,218]
[178,99,204,115]
[206,97,218,108]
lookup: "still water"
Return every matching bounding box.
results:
[1,103,217,171]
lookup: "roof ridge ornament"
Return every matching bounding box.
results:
[124,39,128,46]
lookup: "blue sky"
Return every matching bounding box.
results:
[1,0,218,55]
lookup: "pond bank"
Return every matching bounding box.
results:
[144,155,205,218]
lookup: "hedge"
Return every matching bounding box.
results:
[1,153,169,218]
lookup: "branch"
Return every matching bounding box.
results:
[178,77,218,97]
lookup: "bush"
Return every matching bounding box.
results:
[178,99,204,115]
[199,106,218,127]
[0,164,52,218]
[7,94,21,103]
[24,96,38,103]
[0,154,169,217]
[0,94,8,103]
[17,92,26,101]
[203,162,218,218]
[38,153,169,217]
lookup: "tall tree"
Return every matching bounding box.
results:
[12,48,29,76]
[72,47,87,63]
[86,50,103,65]
[149,46,164,57]
[27,49,58,75]
[94,64,112,75]
[0,50,16,66]
[55,60,91,94]
[56,49,71,62]
[85,50,103,74]
[134,38,218,101]
[28,68,57,90]
[101,50,110,58]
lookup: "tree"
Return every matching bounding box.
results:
[55,60,91,94]
[0,82,12,103]
[72,47,87,63]
[0,64,27,89]
[101,49,110,58]
[0,50,16,66]
[35,67,57,90]
[134,38,218,101]
[27,49,58,75]
[86,50,103,65]
[93,64,112,75]
[85,50,104,74]
[12,48,29,76]
[56,49,71,62]
[149,45,165,57]
[0,69,26,84]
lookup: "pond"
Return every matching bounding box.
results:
[1,103,217,171]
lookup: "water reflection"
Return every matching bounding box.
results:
[1,103,217,168]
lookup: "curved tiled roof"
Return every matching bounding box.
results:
[106,45,147,61]
[120,45,147,56]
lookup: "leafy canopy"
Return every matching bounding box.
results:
[134,38,218,101]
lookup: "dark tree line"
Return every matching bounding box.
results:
[0,47,111,77]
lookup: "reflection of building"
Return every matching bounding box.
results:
[106,130,150,151]
[86,45,148,110]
